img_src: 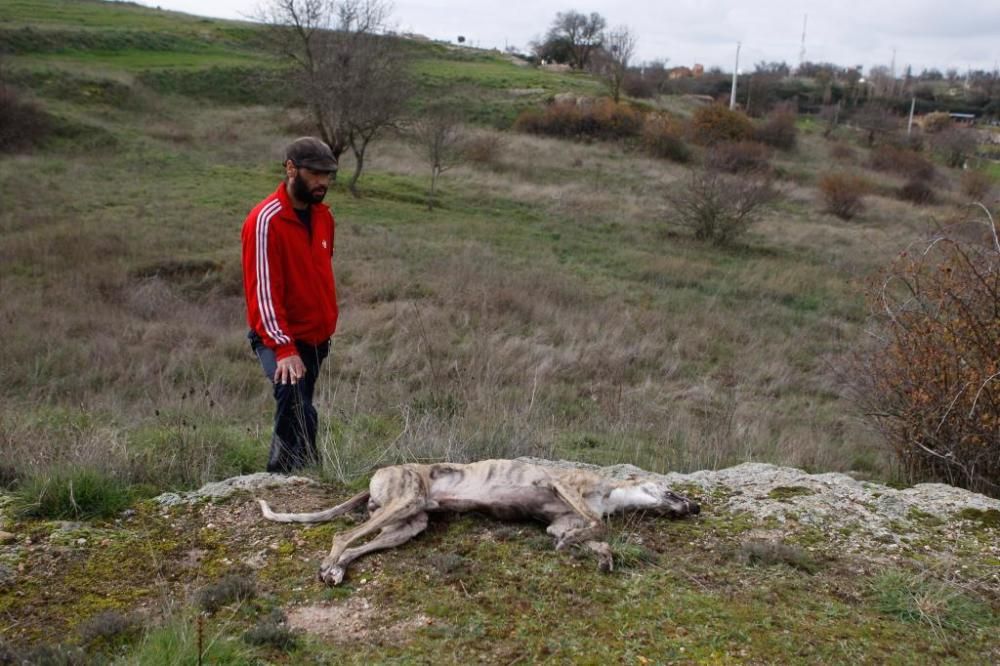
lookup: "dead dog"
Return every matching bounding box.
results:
[258,458,700,585]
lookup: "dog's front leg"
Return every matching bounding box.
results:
[319,498,425,585]
[321,512,429,586]
[546,514,613,572]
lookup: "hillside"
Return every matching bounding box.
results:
[1,0,998,662]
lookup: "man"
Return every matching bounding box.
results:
[242,137,339,473]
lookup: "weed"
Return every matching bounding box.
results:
[870,569,994,635]
[196,575,257,613]
[243,609,298,651]
[77,609,140,650]
[11,468,136,520]
[126,612,253,665]
[767,486,816,501]
[737,539,819,574]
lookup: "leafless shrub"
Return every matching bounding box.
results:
[667,168,778,245]
[852,207,1000,496]
[0,59,51,152]
[754,104,797,150]
[641,114,690,162]
[703,140,772,174]
[462,131,505,168]
[78,610,140,648]
[921,111,952,134]
[411,106,464,210]
[960,169,996,202]
[738,540,819,573]
[829,142,855,162]
[898,178,936,206]
[196,575,257,613]
[819,172,867,220]
[689,103,754,146]
[930,128,979,169]
[870,144,936,182]
[853,105,898,147]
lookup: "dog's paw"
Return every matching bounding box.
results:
[318,565,346,586]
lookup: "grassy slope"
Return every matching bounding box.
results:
[1,0,998,662]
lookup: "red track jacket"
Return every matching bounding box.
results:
[241,183,338,361]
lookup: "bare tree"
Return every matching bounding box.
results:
[541,10,606,70]
[412,107,464,211]
[853,105,898,147]
[260,0,411,195]
[592,25,636,102]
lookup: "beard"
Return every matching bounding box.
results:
[291,174,327,204]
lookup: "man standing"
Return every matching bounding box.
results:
[242,137,339,473]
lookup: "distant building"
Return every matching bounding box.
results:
[667,64,704,79]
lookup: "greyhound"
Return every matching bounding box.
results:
[258,459,700,586]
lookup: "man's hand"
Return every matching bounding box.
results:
[275,354,306,385]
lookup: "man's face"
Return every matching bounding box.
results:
[289,163,332,204]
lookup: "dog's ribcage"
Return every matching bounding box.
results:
[369,461,596,521]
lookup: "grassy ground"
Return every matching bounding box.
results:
[2,484,997,663]
[1,0,998,661]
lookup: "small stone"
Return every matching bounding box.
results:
[0,531,15,544]
[76,538,87,546]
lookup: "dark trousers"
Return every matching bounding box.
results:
[249,332,330,473]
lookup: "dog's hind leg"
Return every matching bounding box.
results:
[548,479,605,548]
[321,512,429,586]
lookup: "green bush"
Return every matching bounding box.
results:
[689,103,754,146]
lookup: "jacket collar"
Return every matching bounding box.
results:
[273,181,329,222]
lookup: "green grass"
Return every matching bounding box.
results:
[0,0,253,33]
[11,468,142,520]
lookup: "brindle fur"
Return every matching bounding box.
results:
[258,459,700,586]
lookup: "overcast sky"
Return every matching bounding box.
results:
[138,0,999,73]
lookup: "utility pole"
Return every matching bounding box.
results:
[729,41,741,110]
[799,14,807,70]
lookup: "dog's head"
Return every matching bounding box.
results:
[608,480,701,517]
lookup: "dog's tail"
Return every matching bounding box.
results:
[258,490,371,523]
